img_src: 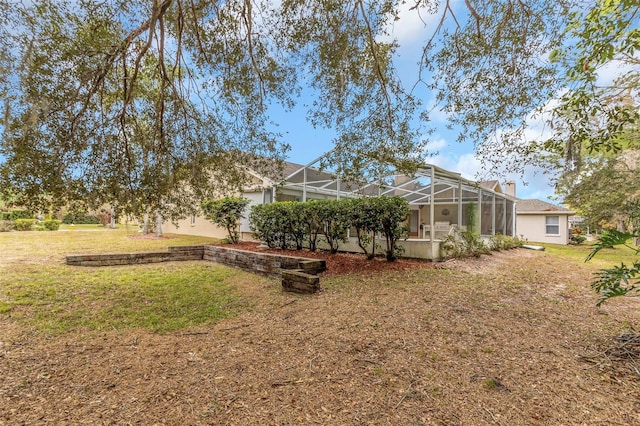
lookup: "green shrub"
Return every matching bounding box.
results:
[315,200,351,254]
[571,235,587,244]
[43,219,61,231]
[371,196,409,262]
[570,226,587,245]
[303,200,324,251]
[14,219,36,231]
[440,230,488,259]
[283,201,308,250]
[440,234,462,259]
[10,209,32,220]
[250,203,288,249]
[0,220,13,232]
[201,197,250,244]
[442,231,522,259]
[0,212,10,221]
[466,231,490,256]
[345,197,381,259]
[488,234,523,250]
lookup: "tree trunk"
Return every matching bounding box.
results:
[109,206,116,229]
[143,212,150,234]
[156,210,163,237]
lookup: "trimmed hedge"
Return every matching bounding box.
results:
[0,220,13,232]
[0,210,32,221]
[249,196,409,261]
[62,213,101,224]
[11,209,32,220]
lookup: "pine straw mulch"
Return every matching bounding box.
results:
[2,248,640,425]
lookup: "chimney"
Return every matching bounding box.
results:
[394,174,412,196]
[505,181,516,198]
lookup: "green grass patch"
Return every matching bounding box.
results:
[0,229,258,334]
[541,242,639,269]
[1,262,246,334]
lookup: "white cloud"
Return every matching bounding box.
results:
[380,0,463,49]
[426,136,448,151]
[451,153,483,180]
[427,152,481,179]
[595,59,637,87]
[384,3,440,46]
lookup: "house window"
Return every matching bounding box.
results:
[263,188,273,203]
[546,216,560,235]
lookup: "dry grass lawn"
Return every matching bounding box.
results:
[1,230,640,425]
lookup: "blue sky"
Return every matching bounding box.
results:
[272,2,560,203]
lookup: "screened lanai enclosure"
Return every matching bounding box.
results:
[275,150,516,260]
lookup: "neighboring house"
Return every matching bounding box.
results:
[163,151,517,260]
[516,199,575,245]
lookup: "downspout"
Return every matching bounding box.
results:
[513,200,517,237]
[457,178,462,230]
[303,167,307,202]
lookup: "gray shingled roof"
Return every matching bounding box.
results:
[517,199,575,214]
[283,161,304,178]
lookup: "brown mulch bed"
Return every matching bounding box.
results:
[3,248,640,425]
[222,241,434,277]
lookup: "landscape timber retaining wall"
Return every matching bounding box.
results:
[203,245,326,279]
[66,244,326,293]
[65,245,206,266]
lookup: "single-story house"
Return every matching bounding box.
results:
[163,150,517,260]
[515,199,575,245]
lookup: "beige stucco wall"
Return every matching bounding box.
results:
[516,214,571,244]
[162,216,228,239]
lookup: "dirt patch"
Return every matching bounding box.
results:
[2,248,640,425]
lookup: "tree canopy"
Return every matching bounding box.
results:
[558,130,640,231]
[0,0,638,219]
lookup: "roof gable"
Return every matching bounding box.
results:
[479,180,502,193]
